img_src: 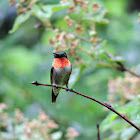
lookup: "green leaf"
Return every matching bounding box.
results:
[101,99,140,131]
[42,2,69,13]
[41,2,69,17]
[31,4,51,19]
[93,9,109,23]
[83,8,109,23]
[31,3,69,23]
[108,56,125,63]
[51,2,69,12]
[9,13,30,33]
[69,65,85,88]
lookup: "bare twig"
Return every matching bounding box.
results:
[104,51,140,77]
[31,81,140,131]
[96,123,100,140]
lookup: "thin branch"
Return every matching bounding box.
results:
[104,51,140,77]
[31,81,140,131]
[51,26,140,78]
[96,123,100,140]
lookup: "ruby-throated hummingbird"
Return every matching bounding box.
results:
[51,51,72,103]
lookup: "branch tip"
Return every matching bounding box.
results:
[31,81,39,86]
[96,123,99,128]
[96,123,100,140]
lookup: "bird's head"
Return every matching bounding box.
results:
[53,51,67,58]
[52,51,70,68]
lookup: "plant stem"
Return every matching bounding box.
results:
[96,123,100,140]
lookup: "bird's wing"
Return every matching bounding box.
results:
[50,67,54,84]
[70,64,72,76]
[50,66,58,103]
[66,64,72,87]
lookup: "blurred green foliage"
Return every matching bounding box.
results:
[0,0,140,139]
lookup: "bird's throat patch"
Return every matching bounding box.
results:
[52,57,70,68]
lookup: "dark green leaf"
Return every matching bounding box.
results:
[9,13,30,33]
[101,99,140,131]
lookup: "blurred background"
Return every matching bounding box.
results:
[0,0,140,139]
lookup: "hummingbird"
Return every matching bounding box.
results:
[51,51,72,103]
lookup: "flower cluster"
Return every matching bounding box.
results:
[108,72,140,104]
[0,104,79,140]
[48,0,102,66]
[9,0,37,14]
[65,127,79,139]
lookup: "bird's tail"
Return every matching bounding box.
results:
[52,89,59,103]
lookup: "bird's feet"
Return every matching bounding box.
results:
[66,85,69,91]
[65,85,74,92]
[54,84,58,89]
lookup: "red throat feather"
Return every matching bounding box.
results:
[52,57,70,68]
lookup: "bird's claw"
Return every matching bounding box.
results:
[66,88,73,92]
[69,88,74,92]
[55,85,58,89]
[66,88,69,91]
[66,85,69,91]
